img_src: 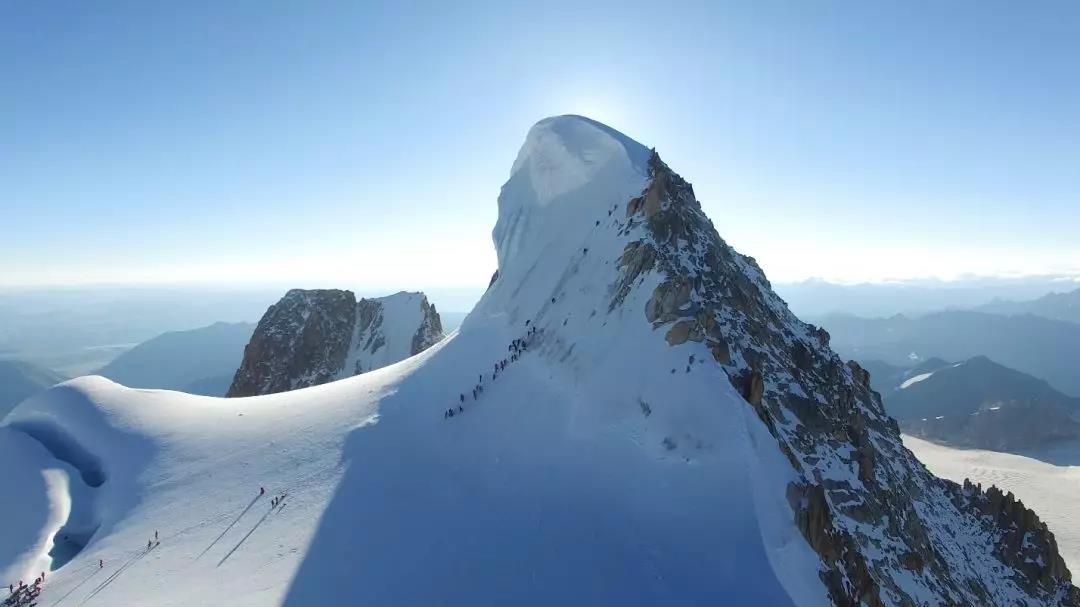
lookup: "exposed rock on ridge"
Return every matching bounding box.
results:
[613,150,1079,606]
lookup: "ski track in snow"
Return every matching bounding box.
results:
[195,494,261,560]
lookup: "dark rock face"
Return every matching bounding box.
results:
[612,152,1079,606]
[227,290,444,397]
[227,290,356,397]
[352,298,385,375]
[880,356,1080,451]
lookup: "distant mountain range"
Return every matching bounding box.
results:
[816,310,1080,396]
[0,287,277,376]
[0,360,65,420]
[774,277,1080,318]
[860,357,948,394]
[977,287,1080,325]
[868,356,1080,450]
[96,321,255,395]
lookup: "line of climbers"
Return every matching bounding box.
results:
[5,572,43,607]
[271,491,288,509]
[146,529,161,551]
[261,486,288,510]
[445,323,541,419]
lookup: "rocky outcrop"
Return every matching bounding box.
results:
[227,290,356,397]
[611,151,1079,606]
[227,290,444,397]
[962,479,1072,588]
[410,296,443,357]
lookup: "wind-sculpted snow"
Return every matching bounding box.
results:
[0,115,1075,606]
[492,115,650,281]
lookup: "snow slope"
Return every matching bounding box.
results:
[0,328,811,605]
[0,115,1074,606]
[906,435,1080,573]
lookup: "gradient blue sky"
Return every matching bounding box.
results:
[3,1,1078,290]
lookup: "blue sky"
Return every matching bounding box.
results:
[3,1,1078,290]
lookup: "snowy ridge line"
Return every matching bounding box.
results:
[608,142,1079,604]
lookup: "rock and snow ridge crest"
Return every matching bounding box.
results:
[483,115,1079,605]
[227,289,443,397]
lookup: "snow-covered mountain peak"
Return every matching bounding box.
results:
[492,115,651,276]
[507,115,650,204]
[477,115,1078,605]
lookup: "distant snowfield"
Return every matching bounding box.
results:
[899,372,934,389]
[905,435,1080,571]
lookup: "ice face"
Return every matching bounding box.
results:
[492,115,650,286]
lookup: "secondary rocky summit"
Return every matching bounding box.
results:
[227,289,443,397]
